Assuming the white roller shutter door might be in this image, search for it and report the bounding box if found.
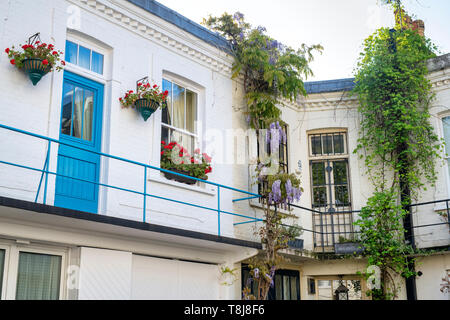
[131,254,220,300]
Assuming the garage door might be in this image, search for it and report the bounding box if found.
[131,255,220,300]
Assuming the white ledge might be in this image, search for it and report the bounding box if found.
[148,173,216,196]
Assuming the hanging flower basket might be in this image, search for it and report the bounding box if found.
[5,33,65,86]
[119,79,168,122]
[22,58,53,86]
[134,98,160,121]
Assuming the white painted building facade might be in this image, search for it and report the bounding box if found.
[0,0,448,300]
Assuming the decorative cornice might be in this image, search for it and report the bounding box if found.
[69,0,233,76]
[429,71,450,92]
[300,92,358,110]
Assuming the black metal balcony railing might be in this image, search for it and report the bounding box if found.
[288,201,449,253]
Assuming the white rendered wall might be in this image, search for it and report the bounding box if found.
[416,253,450,300]
[0,0,236,238]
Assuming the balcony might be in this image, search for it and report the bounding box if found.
[1,123,447,254]
[0,123,266,249]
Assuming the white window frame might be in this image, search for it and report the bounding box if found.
[65,33,110,83]
[440,115,450,198]
[161,75,200,153]
[248,124,291,213]
[0,243,11,300]
[308,130,350,206]
[0,241,67,300]
[308,131,348,158]
[307,129,354,247]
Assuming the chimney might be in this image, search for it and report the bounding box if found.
[412,19,425,37]
[394,8,425,36]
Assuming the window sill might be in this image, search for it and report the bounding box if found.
[148,173,216,196]
[434,202,449,213]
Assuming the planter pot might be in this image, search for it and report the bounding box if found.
[22,58,52,86]
[134,98,159,121]
[163,168,197,185]
[287,239,304,250]
[334,242,365,255]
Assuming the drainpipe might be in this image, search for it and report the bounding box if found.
[390,28,417,301]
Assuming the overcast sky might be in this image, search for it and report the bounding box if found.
[158,0,450,81]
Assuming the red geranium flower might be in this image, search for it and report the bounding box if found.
[61,61,66,66]
[5,48,9,54]
[10,59,15,65]
[52,51,58,55]
[42,59,49,65]
[161,141,166,145]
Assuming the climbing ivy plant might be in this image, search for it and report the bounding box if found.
[352,2,442,300]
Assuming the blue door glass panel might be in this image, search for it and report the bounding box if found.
[55,71,103,213]
[61,82,74,136]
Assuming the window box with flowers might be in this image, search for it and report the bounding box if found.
[119,81,168,121]
[160,141,212,185]
[5,36,65,86]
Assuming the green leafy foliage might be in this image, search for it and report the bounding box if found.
[353,27,440,196]
[202,12,322,128]
[352,6,442,300]
[354,190,415,299]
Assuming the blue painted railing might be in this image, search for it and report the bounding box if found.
[0,123,264,237]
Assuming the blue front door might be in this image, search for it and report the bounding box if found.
[55,71,104,213]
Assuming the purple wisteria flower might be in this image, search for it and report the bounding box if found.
[285,179,293,203]
[270,180,282,204]
[270,40,278,49]
[270,266,276,277]
[294,187,302,202]
[257,25,266,33]
[233,12,244,22]
[269,55,276,65]
[265,121,286,154]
